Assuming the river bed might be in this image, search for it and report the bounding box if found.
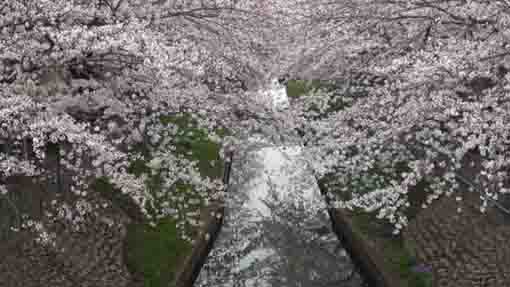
[194,81,365,287]
[194,145,365,287]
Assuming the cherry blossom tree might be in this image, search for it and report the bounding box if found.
[285,0,510,233]
[0,0,285,245]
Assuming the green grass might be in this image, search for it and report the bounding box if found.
[285,79,325,98]
[159,114,224,178]
[321,166,434,287]
[350,211,433,287]
[94,113,225,287]
[125,218,192,287]
[318,157,434,287]
[93,178,196,287]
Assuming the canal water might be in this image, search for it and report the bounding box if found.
[194,81,365,287]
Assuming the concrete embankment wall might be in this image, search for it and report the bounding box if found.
[317,181,400,287]
[172,153,233,287]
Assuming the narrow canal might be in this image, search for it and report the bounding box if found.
[194,81,366,287]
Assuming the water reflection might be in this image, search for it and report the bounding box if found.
[195,146,364,287]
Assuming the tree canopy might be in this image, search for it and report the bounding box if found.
[2,0,510,243]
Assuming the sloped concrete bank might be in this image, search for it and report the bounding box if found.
[317,179,402,287]
[172,153,233,287]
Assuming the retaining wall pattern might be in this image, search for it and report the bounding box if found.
[405,192,510,287]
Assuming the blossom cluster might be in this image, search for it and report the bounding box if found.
[285,0,510,233]
[0,0,284,245]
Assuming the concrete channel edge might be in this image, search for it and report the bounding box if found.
[172,152,233,287]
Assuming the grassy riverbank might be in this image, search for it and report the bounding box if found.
[94,113,225,287]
